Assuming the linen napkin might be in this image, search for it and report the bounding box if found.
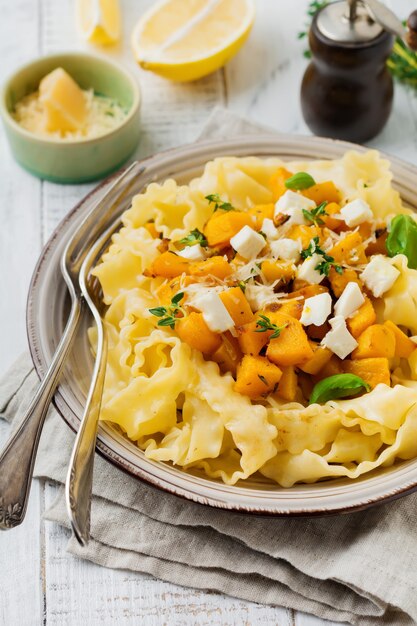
[2,108,417,626]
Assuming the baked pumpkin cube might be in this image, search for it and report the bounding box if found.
[261,260,295,283]
[276,366,298,401]
[269,167,293,201]
[302,181,341,205]
[266,312,314,367]
[313,354,344,382]
[328,267,362,297]
[299,343,333,375]
[212,332,242,376]
[343,357,391,389]
[286,224,322,250]
[366,230,388,256]
[384,320,416,358]
[329,231,367,265]
[274,298,304,320]
[204,211,253,247]
[219,287,254,326]
[321,202,342,230]
[189,256,232,279]
[248,204,275,229]
[235,355,282,399]
[237,320,269,356]
[351,324,396,359]
[152,251,190,278]
[176,313,221,355]
[346,296,376,338]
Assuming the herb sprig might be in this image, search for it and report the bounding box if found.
[179,228,207,247]
[149,292,185,329]
[205,194,235,212]
[255,315,288,339]
[302,201,328,226]
[301,236,343,276]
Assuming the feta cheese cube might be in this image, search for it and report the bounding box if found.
[230,225,266,259]
[297,253,325,284]
[334,281,365,318]
[261,218,279,240]
[300,292,332,326]
[192,291,234,333]
[177,244,206,261]
[360,255,400,298]
[321,316,358,359]
[270,238,301,262]
[274,190,316,225]
[340,198,373,227]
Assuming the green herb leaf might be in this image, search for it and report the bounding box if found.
[302,201,328,226]
[301,236,343,275]
[148,307,167,317]
[171,291,185,306]
[255,314,288,339]
[179,228,207,247]
[149,292,184,329]
[309,374,371,404]
[386,214,417,269]
[285,172,316,191]
[205,193,235,212]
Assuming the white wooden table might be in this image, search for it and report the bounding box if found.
[1,1,416,624]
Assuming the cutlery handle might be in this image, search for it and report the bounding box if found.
[65,321,107,546]
[0,298,82,530]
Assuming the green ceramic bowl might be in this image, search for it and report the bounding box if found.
[0,52,141,183]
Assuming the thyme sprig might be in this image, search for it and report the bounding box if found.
[179,228,207,247]
[301,236,343,276]
[205,193,235,212]
[302,201,328,226]
[149,292,185,329]
[255,315,288,339]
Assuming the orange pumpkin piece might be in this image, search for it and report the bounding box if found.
[234,355,282,399]
[343,358,391,389]
[313,355,344,382]
[366,230,388,256]
[358,222,373,240]
[299,343,333,375]
[272,284,329,320]
[204,211,254,247]
[384,320,416,358]
[157,276,195,304]
[286,224,322,250]
[328,267,362,297]
[212,332,242,376]
[144,221,159,238]
[346,296,376,338]
[302,181,341,205]
[248,204,275,229]
[261,260,295,283]
[329,231,367,265]
[189,256,232,280]
[269,167,293,201]
[351,324,396,359]
[151,251,190,278]
[237,319,270,355]
[219,287,254,326]
[322,202,342,230]
[275,298,304,320]
[266,312,314,367]
[276,365,298,401]
[176,312,221,355]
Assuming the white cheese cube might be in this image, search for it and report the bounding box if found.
[192,291,234,333]
[300,292,332,326]
[230,225,265,259]
[269,238,301,262]
[297,253,325,284]
[321,316,358,359]
[360,255,400,298]
[334,281,365,318]
[274,190,316,225]
[177,245,206,261]
[261,218,279,240]
[340,199,373,227]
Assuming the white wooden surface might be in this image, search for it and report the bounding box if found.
[1,1,416,624]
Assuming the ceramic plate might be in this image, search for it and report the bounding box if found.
[27,134,417,515]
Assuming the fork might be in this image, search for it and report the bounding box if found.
[0,161,143,532]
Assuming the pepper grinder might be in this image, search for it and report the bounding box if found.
[301,0,417,143]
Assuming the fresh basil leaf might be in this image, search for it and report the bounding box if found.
[284,172,316,191]
[386,214,417,269]
[309,374,370,405]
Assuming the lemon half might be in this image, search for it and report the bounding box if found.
[76,0,121,45]
[131,0,255,82]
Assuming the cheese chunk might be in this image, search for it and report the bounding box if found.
[261,218,279,241]
[297,253,325,284]
[340,199,373,227]
[270,238,301,262]
[39,67,87,132]
[177,245,206,261]
[192,291,234,333]
[360,255,400,297]
[274,190,315,225]
[322,316,358,359]
[300,292,332,326]
[230,226,265,259]
[334,281,365,318]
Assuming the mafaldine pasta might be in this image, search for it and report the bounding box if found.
[91,150,417,487]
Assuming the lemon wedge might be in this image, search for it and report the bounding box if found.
[76,0,121,45]
[131,0,255,82]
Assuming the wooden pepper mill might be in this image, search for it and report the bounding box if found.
[301,0,417,143]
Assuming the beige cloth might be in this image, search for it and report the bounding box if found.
[2,109,417,626]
